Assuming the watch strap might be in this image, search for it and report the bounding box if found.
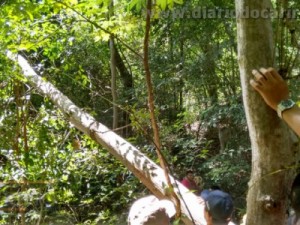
[277,99,295,118]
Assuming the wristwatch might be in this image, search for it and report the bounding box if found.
[277,99,295,118]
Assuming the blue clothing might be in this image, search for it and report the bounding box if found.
[200,189,210,200]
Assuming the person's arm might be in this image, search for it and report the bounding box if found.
[250,67,300,137]
[281,105,300,136]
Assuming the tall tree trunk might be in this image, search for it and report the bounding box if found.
[110,37,118,130]
[235,1,299,225]
[109,0,118,130]
[179,37,184,112]
[202,44,218,105]
[115,48,134,137]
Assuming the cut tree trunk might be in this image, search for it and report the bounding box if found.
[235,1,300,225]
[7,52,237,225]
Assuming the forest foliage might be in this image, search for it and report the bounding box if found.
[0,0,300,224]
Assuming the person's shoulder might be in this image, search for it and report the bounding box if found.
[181,178,190,187]
[181,178,188,183]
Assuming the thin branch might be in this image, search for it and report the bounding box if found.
[143,0,189,223]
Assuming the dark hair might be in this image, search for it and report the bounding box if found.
[186,170,194,175]
[211,185,221,190]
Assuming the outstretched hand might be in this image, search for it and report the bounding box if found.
[250,67,289,110]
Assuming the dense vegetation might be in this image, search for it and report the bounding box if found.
[0,0,299,224]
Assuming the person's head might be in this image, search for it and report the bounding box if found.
[194,176,202,186]
[128,196,175,225]
[291,173,300,214]
[204,190,234,225]
[201,186,221,200]
[185,170,194,181]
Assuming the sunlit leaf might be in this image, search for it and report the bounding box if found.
[25,11,34,21]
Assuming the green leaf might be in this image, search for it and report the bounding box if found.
[94,36,102,42]
[173,0,183,4]
[62,174,68,181]
[129,0,143,11]
[66,0,78,5]
[160,0,167,10]
[25,11,34,21]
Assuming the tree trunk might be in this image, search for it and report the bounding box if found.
[235,1,300,225]
[202,44,218,105]
[110,36,118,130]
[115,48,134,137]
[109,0,118,131]
[7,52,238,225]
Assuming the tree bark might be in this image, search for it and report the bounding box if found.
[7,52,237,225]
[109,0,118,131]
[115,48,134,137]
[235,1,300,225]
[110,36,118,130]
